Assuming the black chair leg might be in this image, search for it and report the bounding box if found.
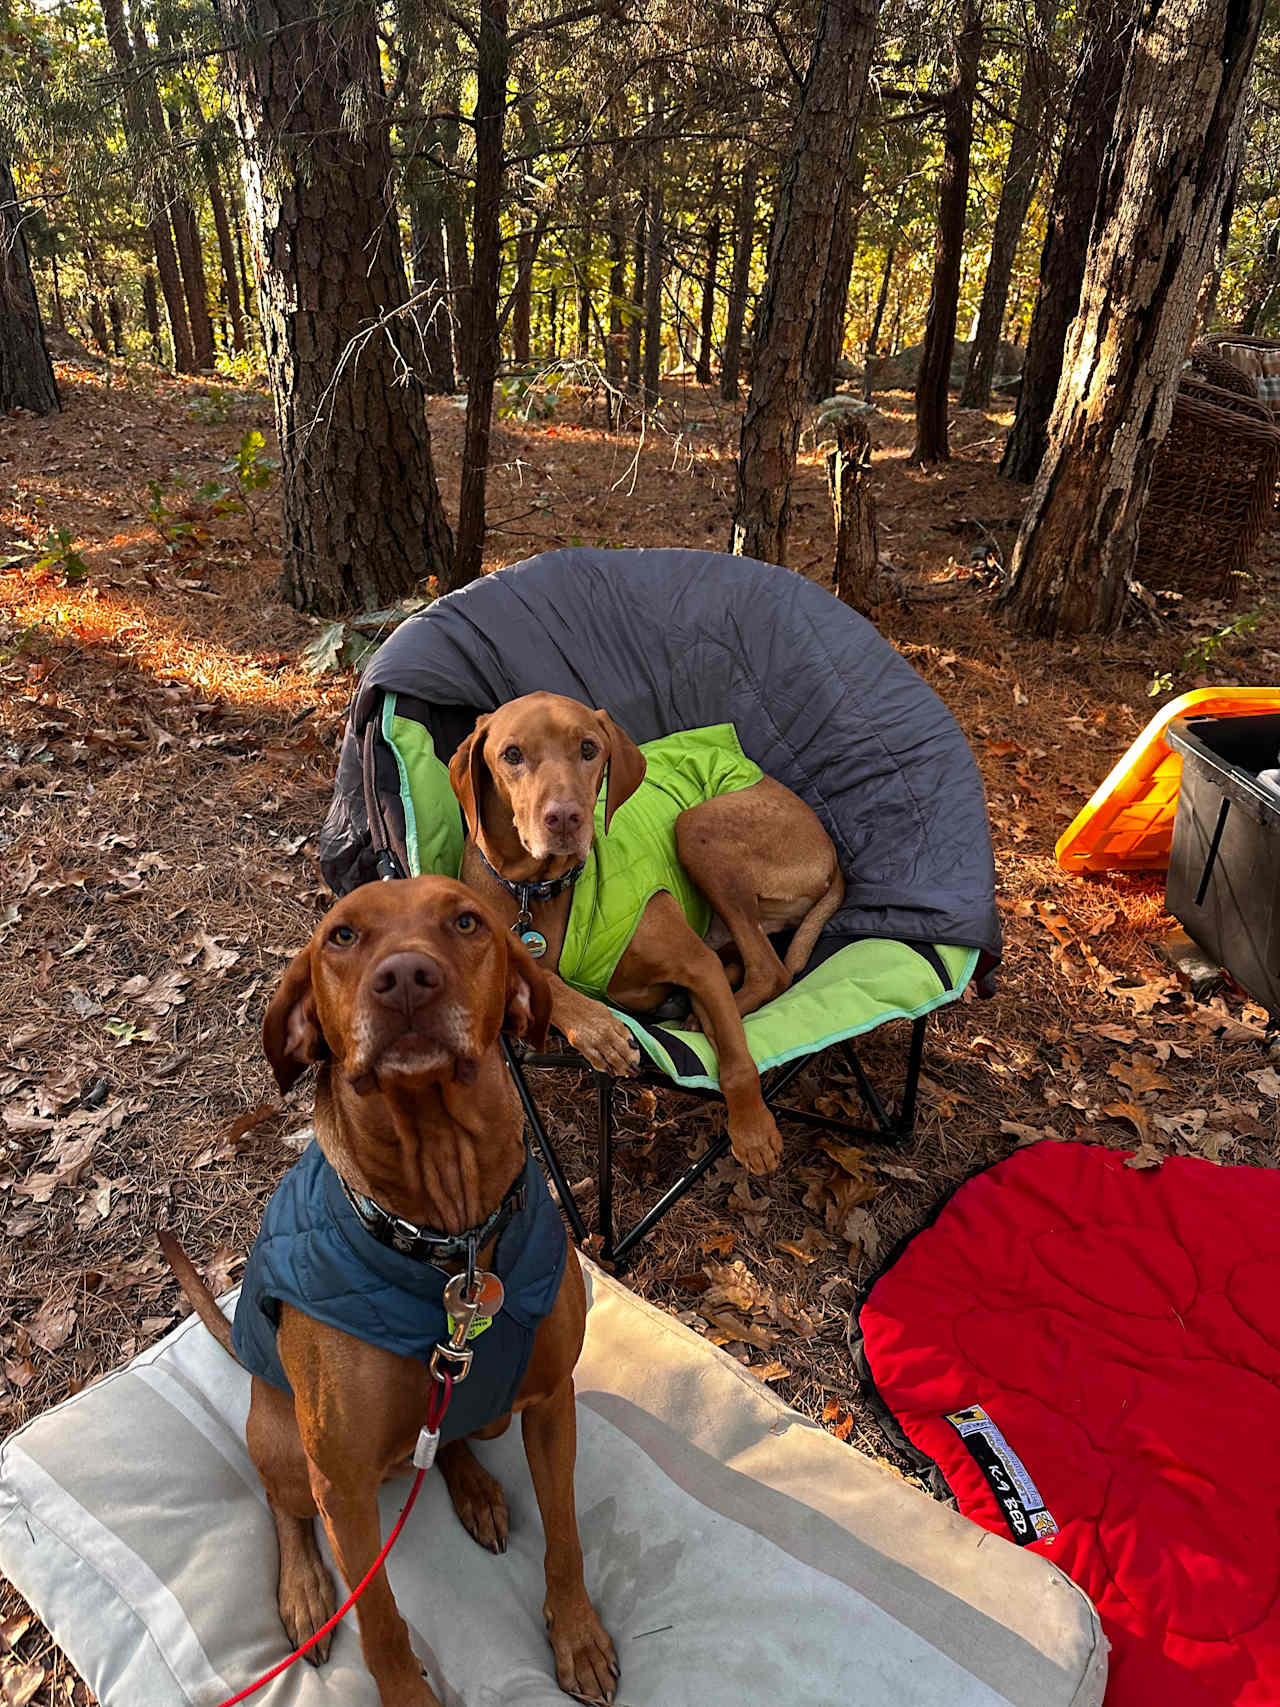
[501,1038,588,1245]
[596,1071,616,1261]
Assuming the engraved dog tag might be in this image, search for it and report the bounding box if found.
[520,929,548,960]
[443,1269,505,1343]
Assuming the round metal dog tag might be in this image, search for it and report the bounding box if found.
[520,928,548,959]
[443,1269,506,1319]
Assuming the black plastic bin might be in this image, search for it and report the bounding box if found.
[1165,712,1280,1022]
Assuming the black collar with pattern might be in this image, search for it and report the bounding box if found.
[476,844,585,913]
[338,1162,528,1264]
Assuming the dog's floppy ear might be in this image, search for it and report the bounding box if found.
[597,711,646,832]
[262,946,328,1093]
[448,714,492,842]
[502,931,551,1050]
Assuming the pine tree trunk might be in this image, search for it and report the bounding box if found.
[576,202,594,359]
[1000,0,1128,481]
[911,0,983,464]
[440,100,473,389]
[230,173,254,323]
[807,158,864,402]
[606,194,627,406]
[720,158,757,402]
[99,0,195,372]
[1001,0,1265,637]
[213,0,454,613]
[409,192,456,393]
[454,0,509,585]
[959,0,1054,409]
[695,162,723,385]
[645,145,665,404]
[512,220,533,364]
[829,413,878,612]
[731,0,879,562]
[862,231,897,403]
[108,291,125,355]
[48,247,66,332]
[628,190,646,394]
[0,157,61,415]
[205,152,247,353]
[88,298,110,354]
[142,267,161,358]
[137,17,216,372]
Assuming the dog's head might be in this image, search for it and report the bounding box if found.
[448,692,646,865]
[262,876,550,1095]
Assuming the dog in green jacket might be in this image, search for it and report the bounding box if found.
[450,692,844,1175]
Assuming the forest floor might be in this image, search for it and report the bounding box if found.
[3,359,1280,1704]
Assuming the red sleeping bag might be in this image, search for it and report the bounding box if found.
[856,1140,1280,1706]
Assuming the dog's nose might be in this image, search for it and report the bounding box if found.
[543,801,584,838]
[369,952,443,1014]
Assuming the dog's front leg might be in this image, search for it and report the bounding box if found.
[546,972,640,1077]
[307,1457,441,1707]
[522,1376,618,1702]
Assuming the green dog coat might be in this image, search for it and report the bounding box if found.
[556,723,762,1000]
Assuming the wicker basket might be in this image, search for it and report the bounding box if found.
[1201,334,1280,420]
[1188,342,1262,399]
[1137,382,1280,598]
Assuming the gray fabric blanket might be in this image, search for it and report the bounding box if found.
[319,548,1000,958]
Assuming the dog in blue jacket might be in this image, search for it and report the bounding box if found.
[161,876,617,1707]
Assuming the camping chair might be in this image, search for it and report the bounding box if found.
[320,549,1001,1268]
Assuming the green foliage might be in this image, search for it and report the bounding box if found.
[300,593,436,676]
[220,429,277,535]
[33,526,89,584]
[1148,606,1266,696]
[187,387,231,425]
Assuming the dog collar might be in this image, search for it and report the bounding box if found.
[476,845,585,910]
[475,846,585,960]
[338,1164,527,1265]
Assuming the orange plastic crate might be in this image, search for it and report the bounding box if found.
[1055,687,1280,874]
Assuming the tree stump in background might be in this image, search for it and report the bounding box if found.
[827,411,878,613]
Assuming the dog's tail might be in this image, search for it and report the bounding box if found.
[158,1230,238,1359]
[783,867,846,978]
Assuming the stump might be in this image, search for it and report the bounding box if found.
[827,412,879,612]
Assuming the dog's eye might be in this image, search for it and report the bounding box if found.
[329,924,357,947]
[455,912,479,935]
[500,745,522,766]
[580,740,599,761]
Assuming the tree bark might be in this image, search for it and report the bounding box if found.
[99,0,195,372]
[213,0,454,613]
[642,110,665,406]
[512,219,533,363]
[142,267,161,358]
[628,189,646,394]
[88,298,110,355]
[1001,0,1266,637]
[720,158,757,402]
[108,291,125,355]
[807,158,864,402]
[695,162,723,385]
[605,192,627,405]
[0,157,61,415]
[959,0,1054,409]
[205,150,247,353]
[136,13,216,372]
[1000,0,1129,481]
[828,412,878,611]
[862,229,897,403]
[454,0,509,586]
[439,99,473,388]
[731,0,879,562]
[409,191,456,393]
[911,0,983,464]
[576,197,594,360]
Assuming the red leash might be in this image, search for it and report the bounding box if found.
[214,1372,454,1707]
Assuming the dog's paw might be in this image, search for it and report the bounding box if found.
[278,1547,338,1665]
[441,1444,510,1553]
[565,1011,640,1078]
[730,1113,783,1176]
[545,1592,619,1703]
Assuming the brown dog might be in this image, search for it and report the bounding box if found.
[449,692,844,1174]
[161,876,617,1707]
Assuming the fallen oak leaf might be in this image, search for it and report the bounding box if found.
[1125,1143,1166,1171]
[777,1226,835,1265]
[834,1204,881,1262]
[751,1359,792,1384]
[0,1613,32,1651]
[700,1309,778,1351]
[1103,1100,1152,1141]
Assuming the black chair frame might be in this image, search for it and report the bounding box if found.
[502,1016,926,1271]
